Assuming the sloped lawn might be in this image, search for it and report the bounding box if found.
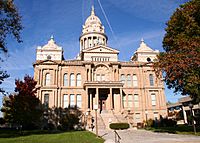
[0,130,104,143]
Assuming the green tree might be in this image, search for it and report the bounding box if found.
[154,0,200,102]
[0,0,22,94]
[1,75,43,129]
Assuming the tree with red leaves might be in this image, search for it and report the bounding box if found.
[154,0,200,103]
[1,75,43,129]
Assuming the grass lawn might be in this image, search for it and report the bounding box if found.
[145,125,200,136]
[0,130,104,143]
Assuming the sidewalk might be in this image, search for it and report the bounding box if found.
[97,129,200,143]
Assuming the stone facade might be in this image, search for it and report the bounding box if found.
[33,6,167,123]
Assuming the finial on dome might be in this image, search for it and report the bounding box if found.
[50,35,54,40]
[141,38,144,43]
[91,5,95,15]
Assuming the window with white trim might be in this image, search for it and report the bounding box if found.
[70,73,75,86]
[44,94,49,108]
[128,94,133,107]
[77,94,82,108]
[122,95,127,108]
[151,93,156,106]
[64,73,68,86]
[149,74,154,86]
[70,94,75,107]
[120,74,125,84]
[133,75,138,87]
[45,73,50,86]
[63,94,69,108]
[134,94,139,107]
[127,74,131,87]
[76,74,81,86]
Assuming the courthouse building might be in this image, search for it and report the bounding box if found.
[33,7,167,123]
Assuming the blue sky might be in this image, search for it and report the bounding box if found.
[0,0,188,113]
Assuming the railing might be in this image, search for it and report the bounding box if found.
[114,130,121,143]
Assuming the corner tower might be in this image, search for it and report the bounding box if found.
[79,6,108,51]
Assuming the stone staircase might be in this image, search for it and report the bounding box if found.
[90,110,131,132]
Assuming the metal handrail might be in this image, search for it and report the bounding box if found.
[114,130,121,143]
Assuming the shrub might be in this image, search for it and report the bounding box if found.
[109,123,129,130]
[160,118,177,127]
[146,119,154,127]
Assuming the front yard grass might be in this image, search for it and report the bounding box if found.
[0,130,104,143]
[145,125,200,136]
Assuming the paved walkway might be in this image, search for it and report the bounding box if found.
[98,129,200,143]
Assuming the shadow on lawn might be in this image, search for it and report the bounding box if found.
[0,128,72,138]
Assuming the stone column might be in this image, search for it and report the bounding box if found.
[95,88,99,108]
[110,88,113,109]
[182,106,188,124]
[120,88,123,110]
[86,88,89,109]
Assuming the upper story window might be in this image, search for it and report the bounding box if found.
[70,73,75,86]
[120,74,125,84]
[45,73,50,86]
[76,74,81,86]
[64,73,68,86]
[149,74,154,86]
[133,75,138,87]
[127,74,131,87]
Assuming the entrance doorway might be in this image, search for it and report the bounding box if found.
[99,89,109,113]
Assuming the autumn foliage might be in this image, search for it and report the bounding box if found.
[1,75,43,129]
[154,0,200,102]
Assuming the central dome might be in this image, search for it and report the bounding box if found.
[82,6,105,34]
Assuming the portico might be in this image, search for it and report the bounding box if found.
[84,81,123,113]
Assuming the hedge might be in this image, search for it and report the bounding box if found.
[109,123,129,130]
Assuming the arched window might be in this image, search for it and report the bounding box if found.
[127,74,131,87]
[70,73,75,86]
[149,74,154,86]
[133,75,138,87]
[45,73,50,86]
[63,73,68,86]
[120,74,125,84]
[76,74,81,86]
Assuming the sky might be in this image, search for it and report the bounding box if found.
[0,0,188,115]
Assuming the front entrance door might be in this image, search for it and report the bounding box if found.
[99,99,106,111]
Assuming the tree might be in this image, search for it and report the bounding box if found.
[1,75,43,129]
[0,0,22,94]
[154,0,200,102]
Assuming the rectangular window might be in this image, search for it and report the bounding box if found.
[134,94,139,108]
[128,94,133,107]
[127,74,131,87]
[120,74,125,84]
[63,94,68,108]
[151,93,156,106]
[44,94,49,108]
[149,74,154,86]
[96,74,101,81]
[77,94,82,108]
[133,75,138,87]
[70,94,75,107]
[101,74,105,81]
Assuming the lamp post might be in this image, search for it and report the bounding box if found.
[189,103,196,134]
[145,110,148,127]
[94,104,98,137]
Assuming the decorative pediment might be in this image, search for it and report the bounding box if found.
[35,60,59,65]
[82,45,119,54]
